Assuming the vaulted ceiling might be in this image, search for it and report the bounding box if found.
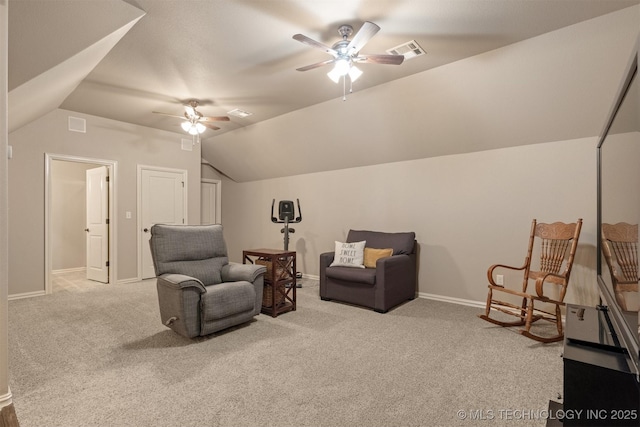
[8,0,640,181]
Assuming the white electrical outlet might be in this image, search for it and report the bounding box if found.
[496,274,504,285]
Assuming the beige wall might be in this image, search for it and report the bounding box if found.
[8,109,201,295]
[219,137,599,307]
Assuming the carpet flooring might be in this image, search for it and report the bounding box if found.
[8,275,564,426]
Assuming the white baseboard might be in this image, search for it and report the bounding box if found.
[301,277,485,309]
[419,292,568,323]
[0,388,12,410]
[8,290,46,301]
[52,267,86,274]
[301,276,485,308]
[117,277,144,285]
[418,292,486,309]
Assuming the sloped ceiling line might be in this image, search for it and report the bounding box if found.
[8,13,145,133]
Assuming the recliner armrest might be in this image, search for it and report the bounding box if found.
[222,262,266,283]
[157,274,206,293]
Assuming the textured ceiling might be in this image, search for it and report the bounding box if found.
[7,0,640,181]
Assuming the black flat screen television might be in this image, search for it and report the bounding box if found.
[597,41,640,380]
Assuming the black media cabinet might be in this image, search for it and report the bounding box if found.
[561,304,640,426]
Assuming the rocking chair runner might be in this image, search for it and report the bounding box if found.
[478,218,583,343]
[601,222,638,312]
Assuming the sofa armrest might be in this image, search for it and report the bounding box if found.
[221,262,266,283]
[319,251,336,297]
[376,254,415,292]
[320,252,335,270]
[157,274,206,294]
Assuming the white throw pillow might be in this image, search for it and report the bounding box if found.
[330,240,366,268]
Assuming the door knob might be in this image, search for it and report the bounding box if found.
[84,228,89,232]
[143,228,149,233]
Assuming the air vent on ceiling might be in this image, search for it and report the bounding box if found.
[227,108,253,118]
[68,116,86,133]
[387,40,425,60]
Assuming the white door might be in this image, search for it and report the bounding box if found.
[201,180,220,224]
[140,168,186,279]
[86,166,109,283]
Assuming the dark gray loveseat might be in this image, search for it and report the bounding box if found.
[319,230,417,313]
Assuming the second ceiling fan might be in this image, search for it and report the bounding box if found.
[153,100,229,134]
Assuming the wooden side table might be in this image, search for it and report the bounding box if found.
[243,248,296,317]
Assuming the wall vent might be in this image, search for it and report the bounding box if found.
[68,116,86,133]
[181,138,193,151]
[387,40,426,60]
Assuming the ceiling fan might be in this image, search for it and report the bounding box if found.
[293,21,404,86]
[153,100,230,134]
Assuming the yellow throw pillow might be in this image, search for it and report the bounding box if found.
[363,248,394,268]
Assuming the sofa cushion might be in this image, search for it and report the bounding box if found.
[325,266,376,285]
[347,230,415,255]
[329,240,366,268]
[364,247,393,268]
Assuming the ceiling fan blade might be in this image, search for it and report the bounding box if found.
[293,33,337,57]
[346,21,380,55]
[355,53,405,65]
[201,116,230,122]
[296,59,335,72]
[152,111,187,120]
[202,122,220,131]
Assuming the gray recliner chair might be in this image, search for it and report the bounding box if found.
[149,224,266,338]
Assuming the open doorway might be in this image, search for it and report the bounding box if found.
[45,154,117,294]
[201,178,221,225]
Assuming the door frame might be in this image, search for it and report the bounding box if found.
[201,178,221,224]
[45,153,118,294]
[136,164,188,280]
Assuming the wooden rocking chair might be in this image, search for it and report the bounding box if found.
[478,219,583,343]
[601,222,638,312]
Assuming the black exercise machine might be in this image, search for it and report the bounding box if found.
[271,199,303,283]
[271,199,302,251]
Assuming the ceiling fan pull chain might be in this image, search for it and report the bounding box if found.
[342,76,347,101]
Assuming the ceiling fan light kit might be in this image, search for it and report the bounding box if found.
[181,121,206,135]
[326,60,362,84]
[152,100,230,144]
[293,21,405,100]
